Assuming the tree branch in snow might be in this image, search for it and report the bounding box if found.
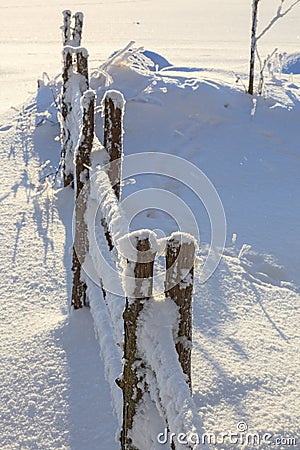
[256,0,300,41]
[257,47,278,95]
[248,0,300,95]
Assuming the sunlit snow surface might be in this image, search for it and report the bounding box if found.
[1,1,300,449]
[1,0,300,113]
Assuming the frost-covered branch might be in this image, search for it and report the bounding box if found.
[248,0,300,95]
[256,0,300,41]
[256,47,278,95]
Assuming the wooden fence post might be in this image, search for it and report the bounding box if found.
[62,46,74,187]
[73,12,83,46]
[71,90,95,309]
[76,48,89,90]
[119,233,156,450]
[61,47,89,188]
[62,10,71,45]
[62,10,83,46]
[165,233,196,392]
[103,90,125,200]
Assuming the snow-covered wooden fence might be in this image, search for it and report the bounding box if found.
[88,166,200,449]
[86,156,200,449]
[59,11,202,449]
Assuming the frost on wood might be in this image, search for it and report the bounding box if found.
[76,47,89,89]
[138,300,205,450]
[120,235,157,450]
[61,45,89,187]
[71,90,95,309]
[61,47,74,187]
[102,90,126,200]
[62,10,83,47]
[248,0,300,95]
[62,10,71,46]
[73,12,83,47]
[118,230,158,299]
[118,230,159,267]
[165,232,196,391]
[103,89,126,111]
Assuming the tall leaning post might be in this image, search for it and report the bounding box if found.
[71,90,95,309]
[165,232,196,392]
[103,90,125,201]
[119,232,157,450]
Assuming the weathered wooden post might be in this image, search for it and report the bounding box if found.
[119,232,157,450]
[62,10,71,45]
[61,46,74,187]
[61,46,89,187]
[103,90,125,200]
[76,47,89,90]
[71,90,95,309]
[62,10,83,46]
[165,232,196,392]
[73,12,83,46]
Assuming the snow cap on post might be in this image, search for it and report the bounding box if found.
[81,89,96,111]
[102,89,126,112]
[117,229,158,263]
[118,230,158,300]
[62,46,89,60]
[167,231,198,250]
[75,46,89,59]
[62,45,74,61]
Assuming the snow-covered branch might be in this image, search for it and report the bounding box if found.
[257,0,300,40]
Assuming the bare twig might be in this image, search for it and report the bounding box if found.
[257,0,300,40]
[257,47,278,95]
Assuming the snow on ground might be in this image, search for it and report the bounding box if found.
[193,250,300,448]
[1,1,300,449]
[1,0,300,115]
[0,106,118,449]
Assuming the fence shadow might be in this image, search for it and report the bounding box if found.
[53,311,119,450]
